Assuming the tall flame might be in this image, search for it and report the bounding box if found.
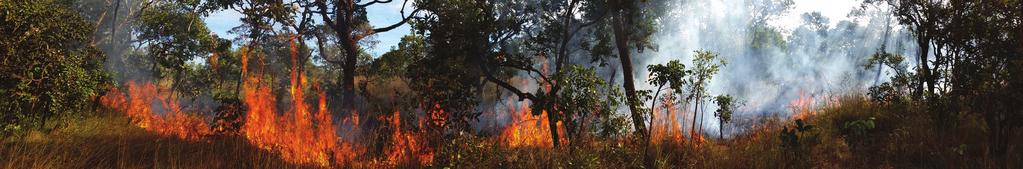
[100,81,211,140]
[789,91,817,120]
[500,100,565,147]
[237,35,357,166]
[651,92,684,143]
[384,111,434,165]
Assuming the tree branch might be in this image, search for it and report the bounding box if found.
[356,0,393,8]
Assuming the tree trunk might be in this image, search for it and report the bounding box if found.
[699,99,705,134]
[547,109,561,147]
[915,34,931,100]
[719,120,723,140]
[649,86,664,138]
[612,15,649,140]
[691,87,700,138]
[340,33,358,110]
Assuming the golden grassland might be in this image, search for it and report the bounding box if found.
[2,95,1020,168]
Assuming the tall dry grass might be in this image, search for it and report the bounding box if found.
[0,113,311,169]
[3,94,1019,168]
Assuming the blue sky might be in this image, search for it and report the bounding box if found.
[203,2,413,57]
[203,0,857,57]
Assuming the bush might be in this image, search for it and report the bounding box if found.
[841,117,876,147]
[0,0,109,135]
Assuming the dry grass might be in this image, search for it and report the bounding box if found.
[3,94,1020,168]
[433,94,1021,169]
[0,114,310,169]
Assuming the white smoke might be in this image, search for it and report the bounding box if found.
[636,0,918,137]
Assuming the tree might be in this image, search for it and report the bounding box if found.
[306,0,422,109]
[135,1,216,98]
[0,0,109,135]
[410,0,624,147]
[598,0,668,142]
[876,0,1023,167]
[372,34,426,78]
[556,65,623,143]
[748,0,793,50]
[406,0,513,133]
[687,50,726,138]
[713,95,733,139]
[881,0,941,99]
[646,60,688,137]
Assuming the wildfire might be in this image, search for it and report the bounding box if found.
[500,100,565,148]
[384,111,434,165]
[99,81,211,140]
[789,91,817,120]
[650,93,684,144]
[236,35,358,166]
[96,35,449,167]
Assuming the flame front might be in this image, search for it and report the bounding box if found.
[238,35,357,166]
[651,93,684,144]
[500,100,565,148]
[789,91,817,120]
[100,81,211,140]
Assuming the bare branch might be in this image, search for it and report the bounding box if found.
[356,0,393,8]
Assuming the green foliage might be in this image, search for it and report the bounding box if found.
[647,60,689,96]
[841,117,876,147]
[408,0,504,132]
[864,50,912,104]
[880,0,1023,165]
[0,0,109,135]
[779,119,814,150]
[600,0,668,54]
[556,65,624,139]
[714,95,734,125]
[800,12,830,33]
[748,0,793,50]
[749,25,787,50]
[690,50,727,95]
[136,1,214,79]
[372,34,427,78]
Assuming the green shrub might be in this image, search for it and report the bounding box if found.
[841,117,876,147]
[0,0,109,136]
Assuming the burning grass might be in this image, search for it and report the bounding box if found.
[0,114,304,169]
[8,89,1021,168]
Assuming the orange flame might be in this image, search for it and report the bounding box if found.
[789,91,817,120]
[99,35,441,167]
[100,81,211,140]
[240,46,248,76]
[237,35,358,166]
[651,92,684,144]
[384,111,434,165]
[500,101,565,147]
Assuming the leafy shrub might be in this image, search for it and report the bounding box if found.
[0,0,109,135]
[779,119,815,150]
[841,117,876,147]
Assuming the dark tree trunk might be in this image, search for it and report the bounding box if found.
[612,16,648,140]
[719,120,724,140]
[916,34,931,99]
[547,109,561,147]
[341,38,358,109]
